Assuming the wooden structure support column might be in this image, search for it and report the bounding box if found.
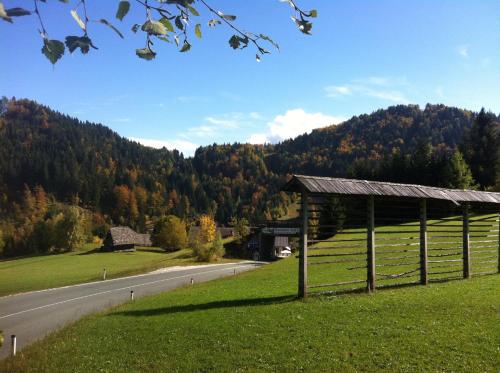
[419,199,428,285]
[298,191,308,298]
[367,196,376,292]
[498,210,500,273]
[462,203,470,279]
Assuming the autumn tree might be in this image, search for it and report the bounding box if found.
[0,0,316,64]
[229,216,249,243]
[152,215,187,251]
[194,231,224,262]
[197,214,216,244]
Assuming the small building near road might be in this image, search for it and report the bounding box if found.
[102,226,152,251]
[246,227,298,261]
[274,236,292,258]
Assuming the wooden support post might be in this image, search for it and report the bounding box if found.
[462,203,470,279]
[367,196,376,292]
[498,210,500,273]
[419,199,428,285]
[298,191,308,298]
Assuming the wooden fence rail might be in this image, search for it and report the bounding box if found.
[299,194,500,298]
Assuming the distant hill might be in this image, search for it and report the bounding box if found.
[0,98,492,228]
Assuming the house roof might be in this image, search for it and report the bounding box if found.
[282,175,500,205]
[108,226,152,246]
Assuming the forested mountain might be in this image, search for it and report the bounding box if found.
[0,98,498,254]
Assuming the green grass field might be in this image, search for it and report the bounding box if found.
[0,243,236,297]
[1,221,499,372]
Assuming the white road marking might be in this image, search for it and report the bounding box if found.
[0,262,254,299]
[0,264,256,320]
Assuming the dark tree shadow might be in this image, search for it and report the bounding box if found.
[111,295,295,317]
[77,248,104,255]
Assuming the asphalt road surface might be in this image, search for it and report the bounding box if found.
[0,261,264,358]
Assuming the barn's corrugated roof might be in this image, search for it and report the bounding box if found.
[282,175,500,204]
[109,227,152,246]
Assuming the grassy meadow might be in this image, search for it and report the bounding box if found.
[0,243,237,297]
[1,216,499,372]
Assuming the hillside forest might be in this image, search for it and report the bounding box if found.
[0,98,498,257]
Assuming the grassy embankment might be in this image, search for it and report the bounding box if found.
[0,239,238,297]
[1,217,498,372]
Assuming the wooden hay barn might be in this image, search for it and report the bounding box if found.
[282,175,500,298]
[102,226,152,251]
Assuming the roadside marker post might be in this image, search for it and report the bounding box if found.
[130,290,134,300]
[11,335,16,356]
[103,268,107,281]
[190,278,194,285]
[233,268,236,275]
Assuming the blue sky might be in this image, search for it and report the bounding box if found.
[1,0,500,156]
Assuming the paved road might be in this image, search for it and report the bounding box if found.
[0,261,264,358]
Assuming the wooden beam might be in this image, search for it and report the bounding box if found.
[419,199,428,285]
[367,196,376,292]
[462,203,470,279]
[299,191,308,298]
[498,210,500,274]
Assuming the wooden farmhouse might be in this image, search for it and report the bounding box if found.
[102,226,152,251]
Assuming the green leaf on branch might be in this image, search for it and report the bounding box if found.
[159,17,174,32]
[141,20,168,36]
[291,16,312,35]
[65,35,98,54]
[187,4,199,16]
[217,12,236,21]
[116,1,130,21]
[179,40,191,52]
[207,19,221,28]
[99,19,124,38]
[136,47,156,60]
[174,16,184,31]
[0,3,12,23]
[6,7,31,17]
[309,9,318,18]
[70,9,86,31]
[131,24,140,33]
[41,39,65,64]
[158,36,171,43]
[259,34,279,51]
[228,35,248,50]
[195,23,202,39]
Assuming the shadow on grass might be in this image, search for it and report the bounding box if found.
[77,248,104,255]
[111,295,295,317]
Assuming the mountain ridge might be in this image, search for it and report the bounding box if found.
[0,98,493,228]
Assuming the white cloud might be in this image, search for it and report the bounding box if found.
[325,76,410,104]
[181,112,265,139]
[129,137,199,157]
[112,117,132,123]
[205,115,240,128]
[249,112,264,120]
[247,133,268,144]
[247,108,345,144]
[325,86,352,97]
[457,45,469,58]
[176,95,211,103]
